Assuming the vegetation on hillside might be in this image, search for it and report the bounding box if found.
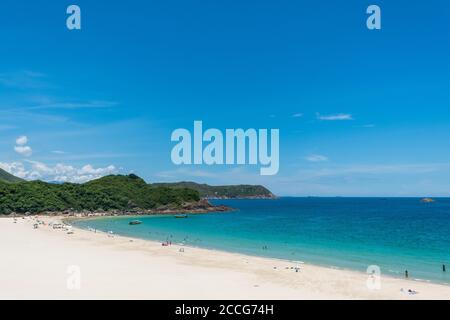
[0,168,24,183]
[152,181,275,199]
[0,174,200,215]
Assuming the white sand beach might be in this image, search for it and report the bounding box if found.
[1,216,449,300]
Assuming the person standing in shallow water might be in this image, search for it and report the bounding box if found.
[405,270,409,278]
[443,264,446,272]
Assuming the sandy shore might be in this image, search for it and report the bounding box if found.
[1,216,449,300]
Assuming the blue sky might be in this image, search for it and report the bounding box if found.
[0,0,450,196]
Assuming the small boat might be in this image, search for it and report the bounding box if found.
[421,198,435,203]
[174,214,188,219]
[129,220,142,225]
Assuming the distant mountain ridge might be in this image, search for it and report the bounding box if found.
[0,168,24,183]
[0,170,275,215]
[0,174,209,215]
[152,181,276,199]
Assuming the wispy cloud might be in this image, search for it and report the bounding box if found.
[294,163,448,181]
[292,113,303,118]
[0,70,49,89]
[0,109,70,125]
[155,168,220,180]
[305,154,328,162]
[40,152,135,161]
[0,125,17,131]
[1,70,117,115]
[26,100,118,111]
[316,113,353,121]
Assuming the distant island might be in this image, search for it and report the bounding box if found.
[0,168,275,216]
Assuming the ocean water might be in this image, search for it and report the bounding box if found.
[72,198,450,284]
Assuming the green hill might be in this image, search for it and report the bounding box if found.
[152,181,276,199]
[0,174,200,215]
[0,168,24,183]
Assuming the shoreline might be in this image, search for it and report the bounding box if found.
[0,201,234,219]
[1,216,450,299]
[67,214,448,287]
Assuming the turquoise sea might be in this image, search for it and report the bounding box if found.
[72,198,450,284]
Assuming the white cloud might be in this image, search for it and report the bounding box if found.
[317,113,353,121]
[0,162,28,179]
[292,113,303,118]
[16,135,28,146]
[306,154,328,162]
[14,135,32,156]
[14,145,32,157]
[51,150,66,154]
[0,160,117,183]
